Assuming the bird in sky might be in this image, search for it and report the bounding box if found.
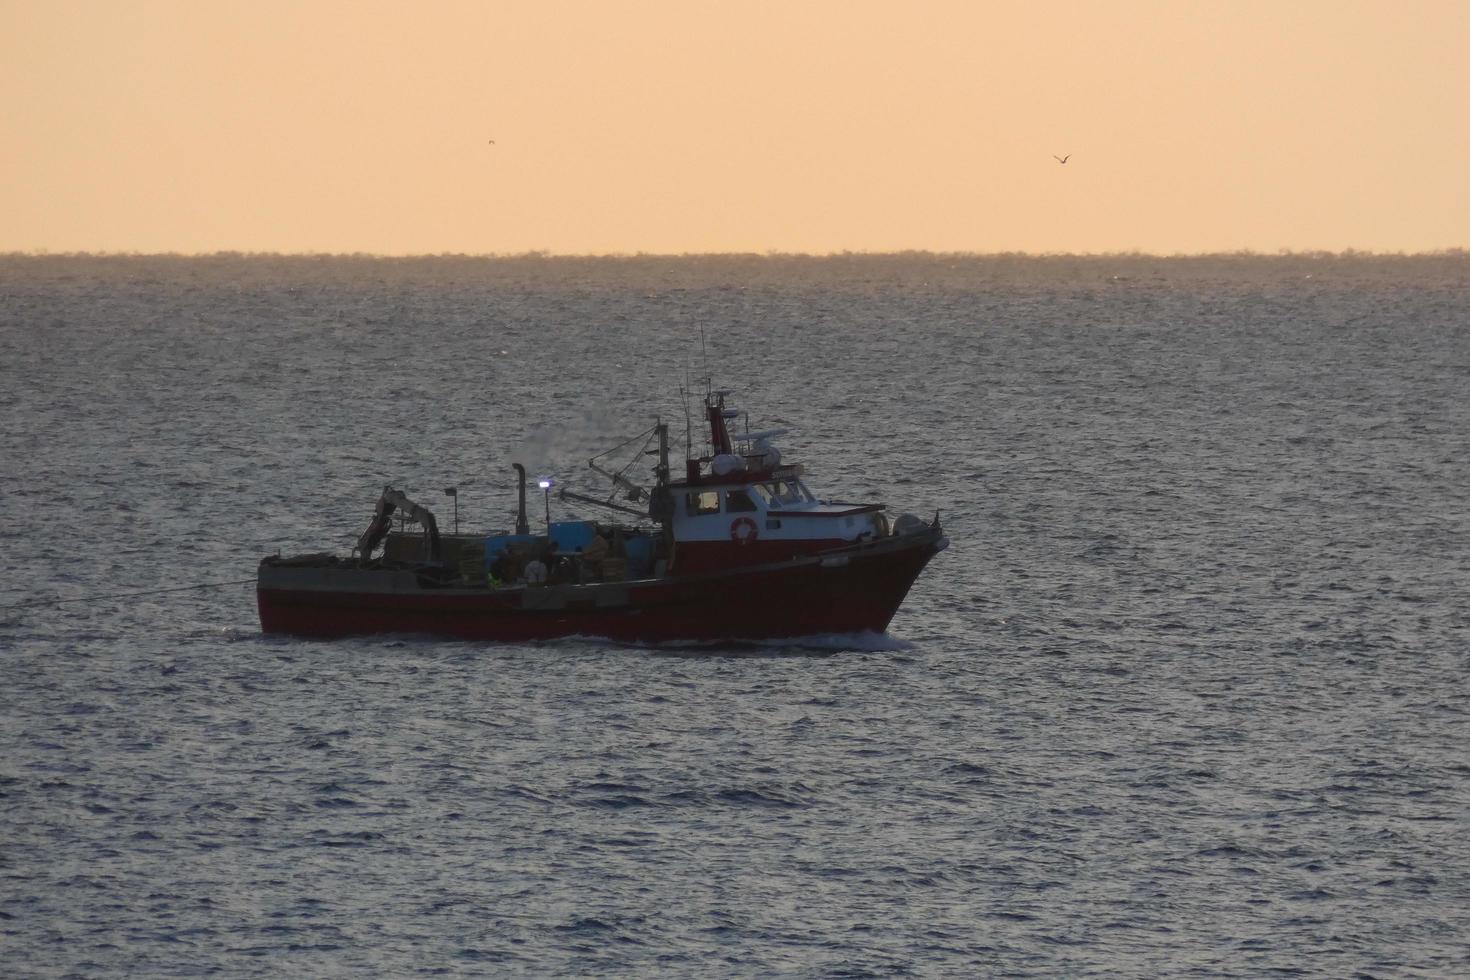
[1054,154,1071,164]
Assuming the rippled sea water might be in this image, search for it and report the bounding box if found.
[2,253,1469,977]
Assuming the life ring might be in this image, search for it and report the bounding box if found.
[730,516,759,544]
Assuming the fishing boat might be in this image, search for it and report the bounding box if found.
[256,389,948,643]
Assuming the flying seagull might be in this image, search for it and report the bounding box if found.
[1054,154,1071,164]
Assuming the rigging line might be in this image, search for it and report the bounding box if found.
[587,423,658,464]
[613,429,659,480]
[0,578,258,612]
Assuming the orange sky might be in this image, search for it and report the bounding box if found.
[3,0,1467,254]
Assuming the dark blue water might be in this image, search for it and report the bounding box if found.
[3,253,1469,976]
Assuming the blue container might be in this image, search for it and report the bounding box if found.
[622,533,654,575]
[548,521,596,554]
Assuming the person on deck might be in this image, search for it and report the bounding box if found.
[523,556,547,585]
[582,531,610,580]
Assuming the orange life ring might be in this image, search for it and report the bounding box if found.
[730,516,759,544]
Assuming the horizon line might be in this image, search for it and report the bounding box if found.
[4,247,1468,261]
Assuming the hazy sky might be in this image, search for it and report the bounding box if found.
[3,0,1467,254]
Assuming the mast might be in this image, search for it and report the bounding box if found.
[705,391,734,456]
[648,420,674,524]
[655,421,670,487]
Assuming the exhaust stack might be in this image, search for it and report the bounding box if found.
[511,464,530,535]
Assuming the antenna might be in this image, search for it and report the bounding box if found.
[680,383,692,462]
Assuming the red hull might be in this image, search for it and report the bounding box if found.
[258,532,943,644]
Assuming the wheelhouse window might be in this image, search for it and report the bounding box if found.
[725,489,759,512]
[686,490,721,516]
[753,480,811,507]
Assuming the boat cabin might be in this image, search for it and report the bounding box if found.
[665,396,888,572]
